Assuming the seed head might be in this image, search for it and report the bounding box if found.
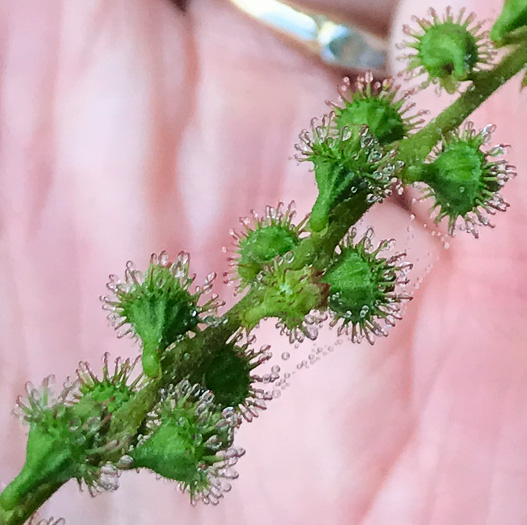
[241,253,330,343]
[3,376,128,509]
[224,202,307,292]
[130,380,244,505]
[75,353,144,414]
[398,7,495,93]
[419,122,515,237]
[188,332,277,422]
[328,72,426,145]
[101,251,222,377]
[323,228,412,344]
[296,115,403,231]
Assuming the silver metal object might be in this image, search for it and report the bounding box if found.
[228,0,387,73]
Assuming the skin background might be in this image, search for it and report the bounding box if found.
[0,0,526,523]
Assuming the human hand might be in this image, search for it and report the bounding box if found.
[0,0,525,523]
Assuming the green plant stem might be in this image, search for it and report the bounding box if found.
[0,481,64,525]
[109,379,161,438]
[160,195,371,379]
[163,197,371,366]
[399,41,527,183]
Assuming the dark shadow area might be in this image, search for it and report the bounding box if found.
[169,0,190,12]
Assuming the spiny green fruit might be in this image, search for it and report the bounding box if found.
[296,118,401,232]
[491,0,527,43]
[130,380,244,505]
[419,122,515,237]
[101,251,221,378]
[225,202,307,290]
[329,73,424,145]
[323,228,412,344]
[76,353,143,414]
[400,7,494,93]
[241,254,330,343]
[188,335,276,421]
[0,413,79,510]
[0,377,125,510]
[202,343,252,408]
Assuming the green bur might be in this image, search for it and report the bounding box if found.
[238,226,299,285]
[335,97,407,145]
[324,250,379,325]
[308,130,394,232]
[323,247,394,327]
[310,156,365,233]
[423,141,487,217]
[130,387,234,497]
[199,344,252,408]
[0,399,106,513]
[76,356,138,415]
[309,75,412,231]
[418,22,479,93]
[0,421,76,511]
[117,264,200,378]
[80,379,133,415]
[242,263,328,331]
[131,421,211,484]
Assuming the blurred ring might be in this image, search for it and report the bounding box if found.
[228,0,388,73]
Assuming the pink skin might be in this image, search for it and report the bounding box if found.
[0,0,526,523]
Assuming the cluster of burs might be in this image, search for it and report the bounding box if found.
[1,2,524,523]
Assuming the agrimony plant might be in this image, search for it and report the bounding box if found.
[1,2,526,523]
